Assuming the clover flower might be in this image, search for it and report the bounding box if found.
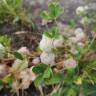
[40,52,55,66]
[39,34,54,52]
[64,58,77,69]
[75,28,86,42]
[76,6,85,15]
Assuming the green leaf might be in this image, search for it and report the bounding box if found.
[67,68,76,76]
[52,92,61,96]
[41,2,64,21]
[13,16,20,23]
[41,11,51,20]
[14,51,24,60]
[0,35,11,47]
[34,75,44,87]
[48,2,64,20]
[44,27,60,39]
[3,75,14,84]
[32,64,48,74]
[43,67,53,79]
[14,0,22,9]
[89,39,96,51]
[0,80,3,91]
[0,80,3,85]
[66,88,77,96]
[45,73,62,85]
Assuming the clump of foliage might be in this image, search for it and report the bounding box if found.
[0,0,32,26]
[0,1,96,96]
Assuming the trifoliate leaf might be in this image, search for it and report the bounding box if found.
[32,64,48,74]
[45,73,62,85]
[48,2,64,20]
[43,67,53,79]
[34,74,44,87]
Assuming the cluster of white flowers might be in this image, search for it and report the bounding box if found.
[69,28,87,55]
[40,35,54,52]
[70,28,86,45]
[76,6,88,16]
[76,6,90,25]
[39,34,64,66]
[40,52,55,66]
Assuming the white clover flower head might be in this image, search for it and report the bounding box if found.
[53,36,64,47]
[74,28,85,42]
[84,5,89,10]
[64,58,77,69]
[18,47,30,55]
[40,52,55,66]
[39,34,54,52]
[76,6,85,15]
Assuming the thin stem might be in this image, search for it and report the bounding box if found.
[39,86,44,96]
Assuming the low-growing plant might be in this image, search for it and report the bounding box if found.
[33,1,96,96]
[0,1,96,96]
